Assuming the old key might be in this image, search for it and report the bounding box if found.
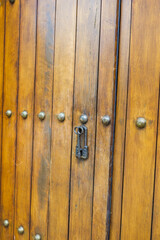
[74,125,89,160]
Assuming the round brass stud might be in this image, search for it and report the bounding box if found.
[101,115,111,126]
[6,110,12,118]
[57,112,65,122]
[38,112,45,121]
[34,234,41,240]
[3,219,9,228]
[9,0,15,4]
[21,110,28,119]
[136,117,146,129]
[18,226,24,235]
[80,114,88,124]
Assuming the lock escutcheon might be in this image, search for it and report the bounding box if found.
[74,125,89,160]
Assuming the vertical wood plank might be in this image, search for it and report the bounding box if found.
[110,0,132,239]
[121,0,160,239]
[0,0,20,239]
[152,97,160,240]
[14,0,37,239]
[48,0,77,239]
[92,0,118,239]
[0,0,5,216]
[30,0,55,239]
[69,0,101,239]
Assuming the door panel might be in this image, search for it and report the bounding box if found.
[0,1,5,227]
[0,0,20,239]
[110,0,132,239]
[69,0,101,239]
[14,0,37,239]
[0,0,118,239]
[111,0,160,239]
[92,0,118,239]
[121,0,160,238]
[30,0,55,239]
[48,0,77,239]
[152,99,160,240]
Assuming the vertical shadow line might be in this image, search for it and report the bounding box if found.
[150,78,160,240]
[107,0,122,239]
[119,0,133,239]
[67,0,79,239]
[90,0,102,239]
[29,0,38,239]
[13,0,21,237]
[0,0,6,228]
[47,0,57,239]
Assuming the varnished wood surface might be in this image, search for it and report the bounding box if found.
[69,0,101,239]
[152,95,160,240]
[5,0,160,239]
[92,0,118,239]
[0,0,5,231]
[120,0,160,239]
[48,0,77,239]
[110,0,132,239]
[30,0,55,239]
[0,0,20,239]
[14,0,37,239]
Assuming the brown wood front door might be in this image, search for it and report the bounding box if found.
[0,0,118,239]
[110,0,160,240]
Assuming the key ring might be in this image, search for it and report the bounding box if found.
[74,126,84,135]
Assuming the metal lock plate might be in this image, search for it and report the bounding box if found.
[74,125,88,160]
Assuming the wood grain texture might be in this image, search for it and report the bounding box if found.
[152,97,160,240]
[48,0,77,239]
[92,0,118,239]
[0,0,5,226]
[30,0,55,239]
[14,0,37,239]
[69,0,101,239]
[0,0,5,128]
[110,0,132,239]
[121,0,160,239]
[0,0,20,239]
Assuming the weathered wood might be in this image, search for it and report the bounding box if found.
[0,0,5,233]
[110,0,132,239]
[0,0,20,239]
[30,0,55,239]
[48,0,77,239]
[14,0,37,239]
[0,1,5,133]
[121,0,160,239]
[151,92,160,240]
[0,0,5,217]
[92,0,118,239]
[69,0,101,239]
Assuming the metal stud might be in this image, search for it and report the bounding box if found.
[34,234,41,240]
[136,117,146,129]
[102,115,111,126]
[80,114,88,124]
[9,0,15,4]
[6,110,12,118]
[21,110,28,119]
[3,219,9,228]
[38,112,45,121]
[57,112,65,122]
[18,226,24,235]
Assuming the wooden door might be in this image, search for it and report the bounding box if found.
[0,0,119,239]
[110,0,160,239]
